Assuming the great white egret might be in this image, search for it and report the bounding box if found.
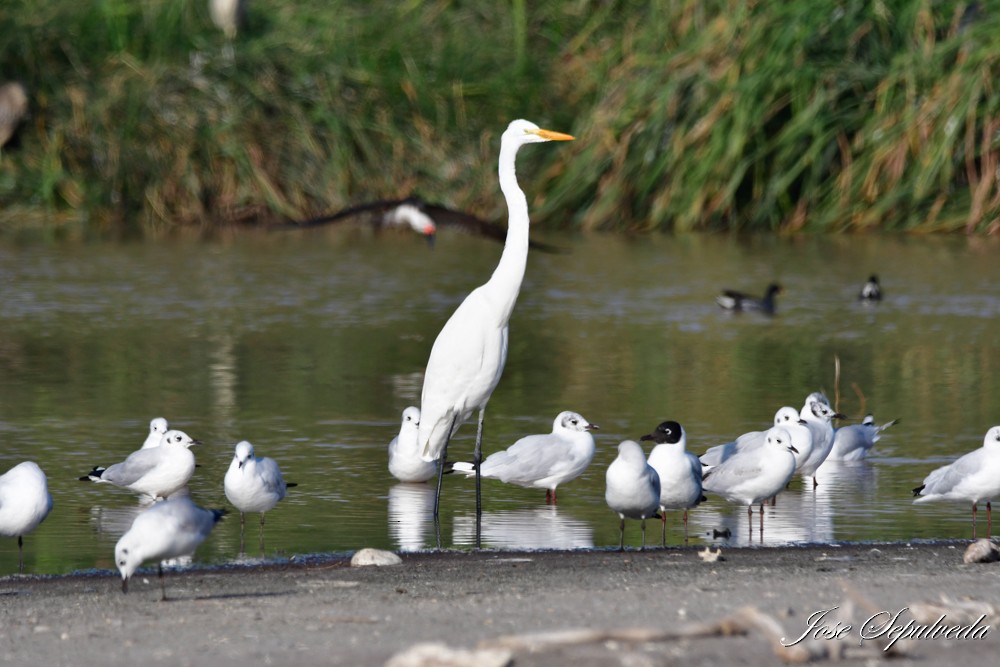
[913,425,1000,538]
[115,496,225,599]
[224,440,295,549]
[416,119,573,530]
[0,462,53,574]
[282,194,563,252]
[450,410,598,503]
[640,421,705,545]
[79,430,200,500]
[858,274,882,301]
[715,283,782,314]
[0,82,28,150]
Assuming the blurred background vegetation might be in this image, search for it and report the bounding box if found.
[0,0,998,236]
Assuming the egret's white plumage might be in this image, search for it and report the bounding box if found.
[451,411,598,502]
[224,440,291,532]
[826,414,898,462]
[702,426,798,516]
[0,461,53,573]
[415,119,573,524]
[115,496,224,599]
[388,407,437,483]
[81,429,199,500]
[913,426,1000,537]
[605,440,661,551]
[641,420,704,544]
[796,393,845,483]
[141,417,170,449]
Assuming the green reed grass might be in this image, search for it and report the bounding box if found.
[0,0,997,234]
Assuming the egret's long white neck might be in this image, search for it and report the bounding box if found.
[483,137,530,322]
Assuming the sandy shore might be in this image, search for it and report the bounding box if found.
[1,542,997,666]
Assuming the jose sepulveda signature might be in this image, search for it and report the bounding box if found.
[781,606,990,652]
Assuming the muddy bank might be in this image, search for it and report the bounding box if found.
[1,542,996,666]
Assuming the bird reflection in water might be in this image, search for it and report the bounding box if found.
[452,505,594,550]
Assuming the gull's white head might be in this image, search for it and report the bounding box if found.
[234,440,255,468]
[774,407,802,427]
[115,532,143,592]
[150,417,169,436]
[766,426,797,453]
[400,406,420,430]
[984,426,1000,449]
[555,411,598,433]
[161,430,200,449]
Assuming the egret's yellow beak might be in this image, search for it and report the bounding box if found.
[528,128,575,141]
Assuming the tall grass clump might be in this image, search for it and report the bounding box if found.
[541,0,1000,233]
[0,0,998,234]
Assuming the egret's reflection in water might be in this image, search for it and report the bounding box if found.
[451,505,594,550]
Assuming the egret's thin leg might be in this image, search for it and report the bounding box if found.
[474,408,486,517]
[474,408,486,549]
[433,440,449,518]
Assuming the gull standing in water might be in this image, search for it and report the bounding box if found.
[224,440,295,548]
[141,417,170,449]
[826,414,898,462]
[388,407,437,483]
[913,426,1000,538]
[702,426,798,536]
[416,120,573,542]
[701,407,814,473]
[451,411,598,503]
[605,440,661,551]
[641,420,704,545]
[796,393,845,486]
[0,462,53,573]
[115,496,225,600]
[80,430,200,500]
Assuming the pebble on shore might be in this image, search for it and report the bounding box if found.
[350,547,403,567]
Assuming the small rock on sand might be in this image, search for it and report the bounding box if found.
[963,539,1000,564]
[385,641,512,667]
[351,548,402,567]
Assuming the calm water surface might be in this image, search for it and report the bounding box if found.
[1,230,999,575]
